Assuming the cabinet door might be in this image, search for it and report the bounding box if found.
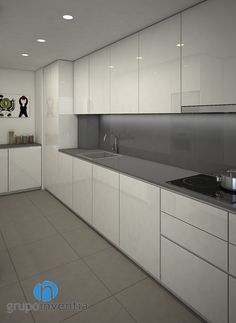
[93,165,119,245]
[73,157,93,224]
[161,237,227,323]
[58,61,73,114]
[89,47,110,114]
[229,276,236,323]
[57,153,72,208]
[120,174,160,278]
[74,57,89,114]
[0,149,8,193]
[182,0,236,106]
[9,147,41,192]
[139,14,181,113]
[229,213,236,245]
[110,35,139,113]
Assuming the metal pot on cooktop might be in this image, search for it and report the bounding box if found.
[216,169,236,192]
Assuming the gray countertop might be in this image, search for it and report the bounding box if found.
[0,143,41,149]
[60,148,236,214]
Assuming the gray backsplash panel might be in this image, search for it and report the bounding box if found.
[77,113,236,174]
[99,114,236,174]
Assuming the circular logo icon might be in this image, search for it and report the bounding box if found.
[33,280,58,302]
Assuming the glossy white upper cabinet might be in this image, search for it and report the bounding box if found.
[9,147,41,192]
[0,149,8,193]
[110,34,139,113]
[182,0,236,106]
[58,61,73,114]
[139,15,181,113]
[93,165,119,245]
[90,47,110,114]
[74,56,89,114]
[73,157,93,224]
[120,174,160,278]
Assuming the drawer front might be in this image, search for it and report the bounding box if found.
[161,237,228,323]
[229,213,236,245]
[161,189,227,240]
[229,243,236,277]
[161,212,227,271]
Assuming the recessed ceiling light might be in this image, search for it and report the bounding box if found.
[108,65,114,69]
[176,43,184,47]
[136,56,143,60]
[21,53,29,57]
[63,14,74,20]
[37,39,46,43]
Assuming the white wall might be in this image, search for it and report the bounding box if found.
[0,68,35,144]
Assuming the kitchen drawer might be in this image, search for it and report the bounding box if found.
[229,213,236,245]
[161,237,228,323]
[229,243,236,277]
[161,212,227,271]
[229,276,236,323]
[161,189,227,240]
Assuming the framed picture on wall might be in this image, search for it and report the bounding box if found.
[0,93,30,118]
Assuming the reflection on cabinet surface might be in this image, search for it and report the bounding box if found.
[93,165,119,245]
[120,174,160,278]
[182,0,236,106]
[73,157,93,224]
[110,34,139,113]
[139,14,181,113]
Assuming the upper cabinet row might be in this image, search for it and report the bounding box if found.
[74,0,236,114]
[74,14,181,114]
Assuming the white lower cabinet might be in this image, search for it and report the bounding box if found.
[73,157,93,224]
[9,147,41,192]
[0,149,8,193]
[93,165,119,245]
[229,276,236,323]
[161,237,228,323]
[57,152,72,208]
[120,174,160,278]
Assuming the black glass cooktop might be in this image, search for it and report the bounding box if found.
[168,174,236,204]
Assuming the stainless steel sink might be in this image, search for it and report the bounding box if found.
[81,151,118,160]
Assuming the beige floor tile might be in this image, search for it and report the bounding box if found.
[0,249,18,287]
[21,259,111,323]
[116,278,204,323]
[84,248,146,293]
[9,234,78,280]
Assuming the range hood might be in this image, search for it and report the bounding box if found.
[181,104,236,113]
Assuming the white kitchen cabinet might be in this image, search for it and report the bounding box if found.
[0,149,8,193]
[229,276,236,323]
[229,212,236,246]
[120,174,160,278]
[57,152,72,208]
[161,237,227,323]
[89,47,110,114]
[74,56,90,114]
[139,14,181,113]
[161,189,228,240]
[9,147,41,192]
[182,0,236,106]
[73,157,93,224]
[229,244,236,277]
[161,212,227,271]
[93,165,119,245]
[58,61,73,114]
[110,34,139,113]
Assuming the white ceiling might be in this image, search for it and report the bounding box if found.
[0,0,204,71]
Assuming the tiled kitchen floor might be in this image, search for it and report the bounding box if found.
[0,190,204,323]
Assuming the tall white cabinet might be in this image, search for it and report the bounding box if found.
[89,47,110,114]
[139,14,181,113]
[0,149,8,193]
[74,56,90,114]
[182,0,236,106]
[120,174,160,278]
[110,35,139,113]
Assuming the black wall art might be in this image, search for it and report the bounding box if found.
[0,94,30,118]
